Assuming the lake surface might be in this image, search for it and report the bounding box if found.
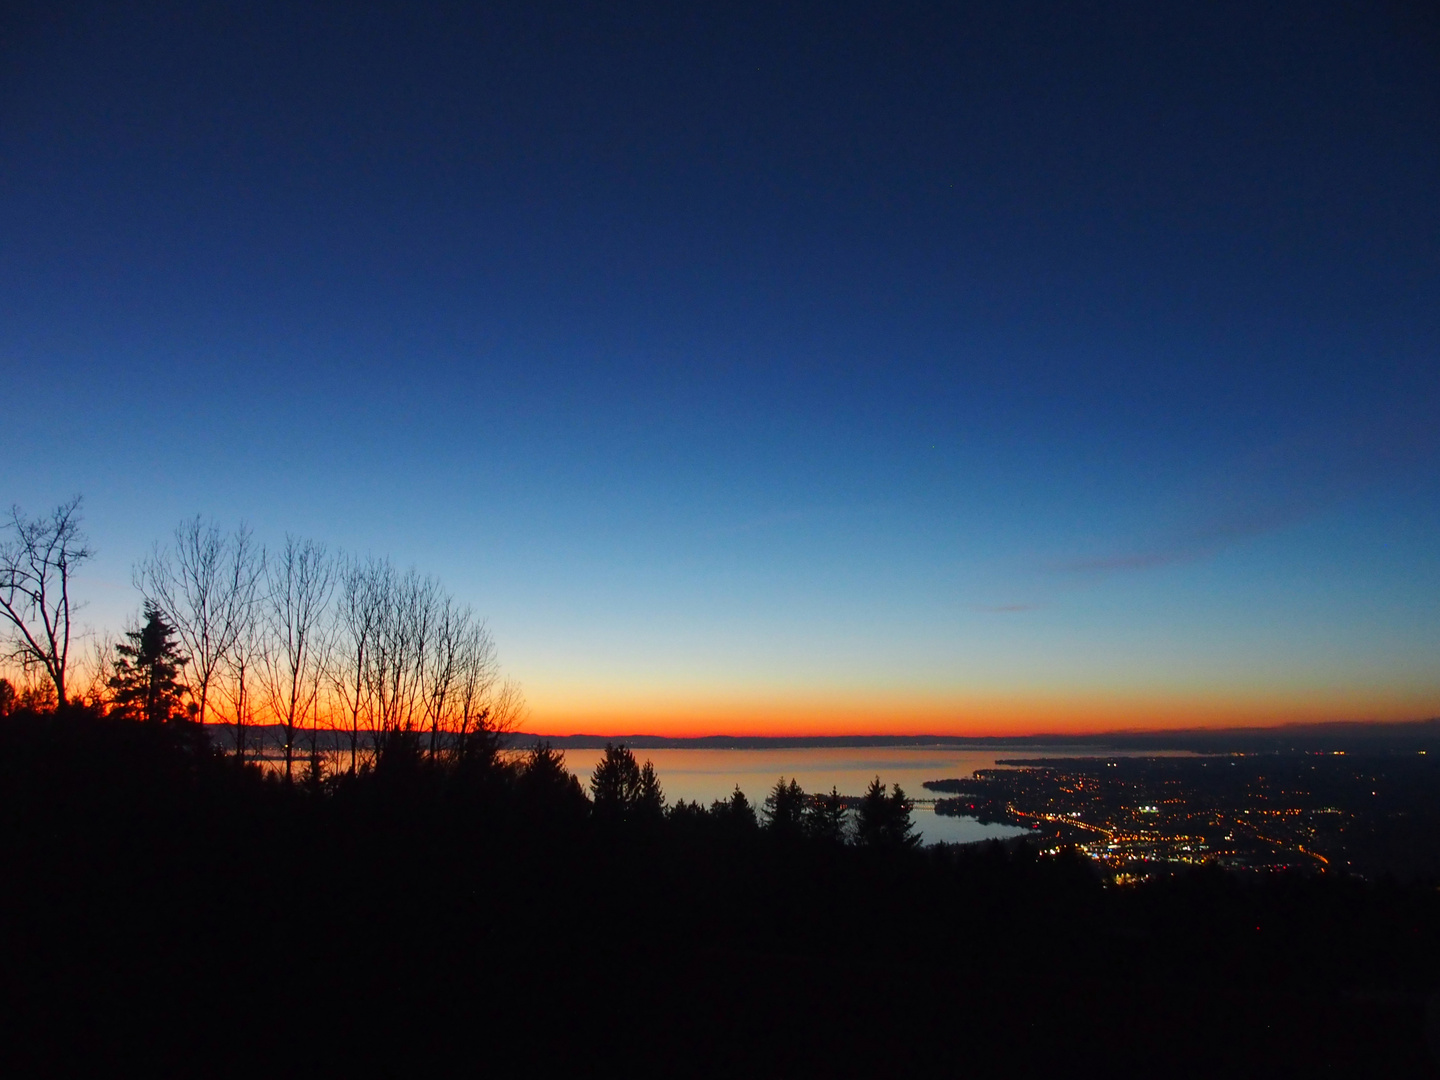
[552,745,1067,846]
[243,732,1181,847]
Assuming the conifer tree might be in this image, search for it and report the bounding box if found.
[710,785,758,831]
[806,785,850,844]
[590,743,665,823]
[636,760,666,821]
[762,777,808,838]
[108,603,190,723]
[854,776,920,850]
[518,741,590,818]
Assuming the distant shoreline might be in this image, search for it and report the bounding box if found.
[507,719,1437,752]
[198,717,1437,753]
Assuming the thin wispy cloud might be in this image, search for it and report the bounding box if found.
[1049,422,1429,576]
[1053,517,1290,574]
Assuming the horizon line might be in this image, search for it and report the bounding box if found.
[197,715,1440,744]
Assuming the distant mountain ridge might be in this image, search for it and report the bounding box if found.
[196,718,1439,754]
[507,718,1439,753]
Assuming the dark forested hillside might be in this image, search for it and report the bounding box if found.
[1,708,1438,1075]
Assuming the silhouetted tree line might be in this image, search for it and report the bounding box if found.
[4,502,1440,1073]
[584,742,921,849]
[0,500,523,784]
[2,704,1439,1073]
[0,500,931,855]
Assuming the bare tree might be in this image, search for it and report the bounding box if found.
[351,566,523,768]
[217,538,265,762]
[448,617,522,763]
[424,596,466,758]
[405,571,441,750]
[221,593,263,764]
[478,675,524,755]
[259,536,335,782]
[365,566,438,763]
[220,544,531,778]
[447,613,494,751]
[0,497,92,705]
[328,555,385,774]
[362,560,404,761]
[137,519,263,727]
[419,590,523,764]
[76,634,120,711]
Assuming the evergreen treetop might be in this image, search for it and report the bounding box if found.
[108,603,191,724]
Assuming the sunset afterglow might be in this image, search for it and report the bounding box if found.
[524,685,1440,739]
[5,8,1440,1071]
[4,4,1437,740]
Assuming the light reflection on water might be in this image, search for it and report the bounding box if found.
[551,746,1063,846]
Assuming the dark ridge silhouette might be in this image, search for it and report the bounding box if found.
[505,718,1440,752]
[2,705,1439,1074]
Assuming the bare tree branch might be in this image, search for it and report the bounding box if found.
[328,554,386,774]
[0,496,92,704]
[137,519,264,727]
[259,536,335,783]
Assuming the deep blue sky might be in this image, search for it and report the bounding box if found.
[4,2,1438,732]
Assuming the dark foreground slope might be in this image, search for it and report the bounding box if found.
[1,711,1438,1077]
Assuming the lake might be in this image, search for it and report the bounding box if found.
[242,730,1173,846]
[553,745,1055,845]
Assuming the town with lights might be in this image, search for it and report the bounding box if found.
[929,751,1440,882]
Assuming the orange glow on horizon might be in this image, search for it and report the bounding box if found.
[158,671,1440,740]
[519,686,1440,739]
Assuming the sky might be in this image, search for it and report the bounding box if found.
[3,2,1439,735]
